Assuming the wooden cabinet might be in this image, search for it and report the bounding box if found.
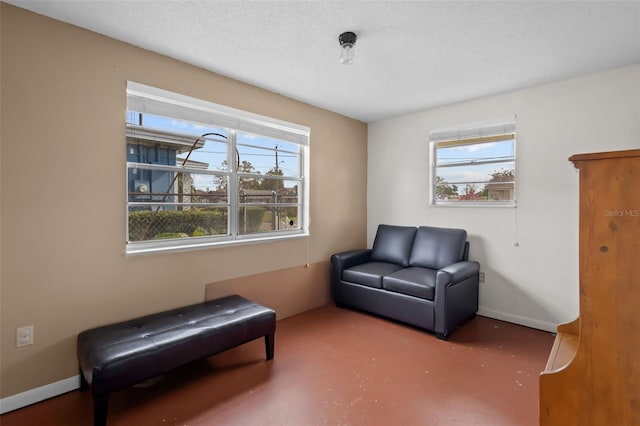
[539,149,640,425]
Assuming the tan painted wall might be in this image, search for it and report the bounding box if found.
[205,261,331,319]
[0,4,367,398]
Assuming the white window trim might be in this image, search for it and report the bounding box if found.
[125,82,310,255]
[429,115,517,208]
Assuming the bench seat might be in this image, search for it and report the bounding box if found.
[77,294,275,426]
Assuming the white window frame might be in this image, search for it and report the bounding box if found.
[125,81,310,255]
[429,116,516,207]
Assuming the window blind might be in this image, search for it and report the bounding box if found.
[429,115,516,144]
[127,81,310,146]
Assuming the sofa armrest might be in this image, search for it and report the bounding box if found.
[434,260,480,339]
[331,249,372,271]
[436,261,480,286]
[330,249,372,285]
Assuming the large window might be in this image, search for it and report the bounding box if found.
[430,116,516,206]
[126,82,310,254]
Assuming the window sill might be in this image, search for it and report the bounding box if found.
[430,201,517,208]
[125,232,309,256]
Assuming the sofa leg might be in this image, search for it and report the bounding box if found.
[436,332,449,341]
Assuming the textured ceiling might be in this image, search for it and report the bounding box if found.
[7,0,640,122]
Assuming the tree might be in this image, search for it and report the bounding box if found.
[214,160,262,191]
[260,165,284,191]
[489,169,515,182]
[459,184,484,200]
[238,160,261,190]
[213,160,230,192]
[434,176,458,199]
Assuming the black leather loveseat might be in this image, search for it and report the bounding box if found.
[331,225,479,340]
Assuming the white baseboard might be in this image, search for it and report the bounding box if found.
[477,307,557,333]
[0,375,80,415]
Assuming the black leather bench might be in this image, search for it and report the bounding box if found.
[77,294,275,426]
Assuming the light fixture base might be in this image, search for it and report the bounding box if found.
[339,31,357,46]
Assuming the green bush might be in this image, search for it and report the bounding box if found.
[153,232,189,240]
[129,208,227,241]
[192,226,208,237]
[243,207,266,233]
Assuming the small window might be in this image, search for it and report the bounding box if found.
[430,117,516,206]
[126,82,310,254]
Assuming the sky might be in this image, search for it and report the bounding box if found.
[127,111,301,191]
[435,139,515,186]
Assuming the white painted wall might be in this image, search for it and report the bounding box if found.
[367,64,640,331]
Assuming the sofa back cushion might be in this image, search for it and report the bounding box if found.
[371,225,417,267]
[409,226,467,269]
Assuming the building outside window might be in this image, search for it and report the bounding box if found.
[430,116,516,207]
[126,82,310,254]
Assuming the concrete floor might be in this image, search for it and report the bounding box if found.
[1,303,554,426]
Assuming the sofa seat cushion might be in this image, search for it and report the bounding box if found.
[343,262,405,289]
[382,267,437,300]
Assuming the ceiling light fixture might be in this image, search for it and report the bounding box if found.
[339,31,357,65]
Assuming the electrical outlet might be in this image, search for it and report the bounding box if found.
[479,272,485,283]
[17,325,33,347]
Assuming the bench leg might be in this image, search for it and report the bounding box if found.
[265,333,275,360]
[93,394,109,426]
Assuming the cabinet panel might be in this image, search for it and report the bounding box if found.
[539,149,640,425]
